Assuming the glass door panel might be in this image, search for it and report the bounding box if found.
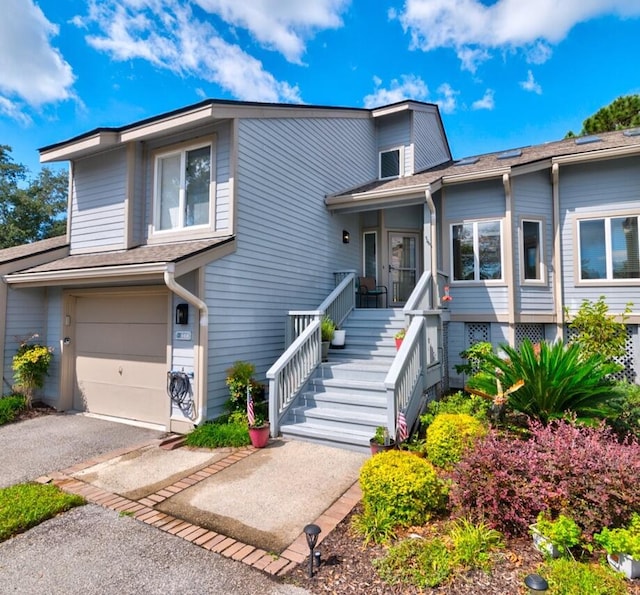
[388,232,419,305]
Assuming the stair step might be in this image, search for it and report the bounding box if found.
[310,377,386,396]
[279,421,373,453]
[290,405,385,428]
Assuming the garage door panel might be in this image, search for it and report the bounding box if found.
[75,294,167,324]
[73,291,169,426]
[76,322,167,358]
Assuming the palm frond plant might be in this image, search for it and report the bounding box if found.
[466,340,618,423]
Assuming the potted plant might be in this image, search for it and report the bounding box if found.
[529,512,582,559]
[248,413,270,448]
[369,425,395,455]
[394,329,406,350]
[321,315,336,361]
[331,326,346,349]
[594,513,640,579]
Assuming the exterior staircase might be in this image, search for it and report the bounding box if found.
[279,308,405,452]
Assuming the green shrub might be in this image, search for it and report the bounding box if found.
[359,450,446,529]
[539,558,627,595]
[374,537,453,589]
[184,417,250,448]
[454,341,494,376]
[320,315,336,342]
[467,340,618,423]
[607,382,640,441]
[224,360,265,415]
[425,413,486,469]
[420,390,490,428]
[350,506,397,545]
[0,483,85,541]
[0,394,27,425]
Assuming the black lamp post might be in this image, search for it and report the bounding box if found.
[303,523,321,578]
[524,573,549,593]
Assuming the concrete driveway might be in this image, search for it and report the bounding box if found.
[0,413,310,594]
[0,412,367,594]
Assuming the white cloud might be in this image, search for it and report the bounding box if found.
[520,70,542,95]
[194,0,350,63]
[0,96,33,126]
[472,89,495,110]
[79,0,302,103]
[0,0,75,109]
[397,0,640,70]
[363,74,429,108]
[435,83,459,114]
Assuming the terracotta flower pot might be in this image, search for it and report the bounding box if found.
[369,438,396,455]
[395,338,403,349]
[249,425,270,448]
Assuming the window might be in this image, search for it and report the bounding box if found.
[521,219,543,282]
[578,216,640,280]
[155,142,212,232]
[379,148,402,179]
[363,231,377,279]
[452,220,502,281]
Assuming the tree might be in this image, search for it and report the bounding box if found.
[0,145,67,249]
[566,94,640,138]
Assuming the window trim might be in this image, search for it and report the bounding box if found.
[150,136,216,239]
[450,218,504,284]
[362,230,378,280]
[378,146,404,180]
[519,217,547,286]
[576,212,640,284]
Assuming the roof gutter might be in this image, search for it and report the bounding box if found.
[164,263,209,427]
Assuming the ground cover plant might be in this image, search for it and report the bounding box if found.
[0,394,27,425]
[184,412,250,448]
[0,483,85,541]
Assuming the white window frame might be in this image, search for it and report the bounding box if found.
[151,137,216,238]
[379,146,404,180]
[450,219,504,283]
[576,213,640,283]
[520,218,546,285]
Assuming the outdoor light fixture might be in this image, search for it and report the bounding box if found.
[342,229,350,244]
[175,303,189,325]
[524,573,549,593]
[303,523,321,578]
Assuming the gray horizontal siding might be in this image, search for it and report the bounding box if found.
[3,287,47,396]
[413,110,450,172]
[71,148,127,252]
[512,171,554,313]
[560,157,640,312]
[203,116,375,416]
[377,113,412,175]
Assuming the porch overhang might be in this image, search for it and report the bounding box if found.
[326,181,441,213]
[3,236,235,288]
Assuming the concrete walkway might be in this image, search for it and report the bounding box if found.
[0,413,366,593]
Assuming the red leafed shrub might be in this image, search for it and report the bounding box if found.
[449,420,640,538]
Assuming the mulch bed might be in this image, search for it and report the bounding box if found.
[15,401,58,422]
[285,503,640,594]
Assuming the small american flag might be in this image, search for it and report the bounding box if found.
[396,410,408,442]
[247,386,255,426]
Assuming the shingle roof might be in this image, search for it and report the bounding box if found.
[0,236,68,265]
[9,237,233,275]
[330,128,640,199]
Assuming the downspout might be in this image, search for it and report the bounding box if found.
[164,263,209,426]
[502,173,516,344]
[424,187,438,308]
[552,163,564,340]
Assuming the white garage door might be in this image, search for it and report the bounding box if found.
[73,290,169,426]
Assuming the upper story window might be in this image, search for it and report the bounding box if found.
[451,220,503,281]
[379,147,403,179]
[578,215,639,280]
[154,141,213,233]
[521,219,544,282]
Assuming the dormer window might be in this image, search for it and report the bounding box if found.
[154,139,214,233]
[379,147,403,179]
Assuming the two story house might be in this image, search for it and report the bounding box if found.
[1,98,639,450]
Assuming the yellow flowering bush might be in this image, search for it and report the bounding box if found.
[12,340,53,407]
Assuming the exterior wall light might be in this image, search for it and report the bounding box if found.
[342,230,350,244]
[524,573,549,593]
[176,303,189,325]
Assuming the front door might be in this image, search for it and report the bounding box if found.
[388,232,420,306]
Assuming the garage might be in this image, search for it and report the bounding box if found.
[71,289,170,427]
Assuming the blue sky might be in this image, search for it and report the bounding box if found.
[2,0,640,175]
